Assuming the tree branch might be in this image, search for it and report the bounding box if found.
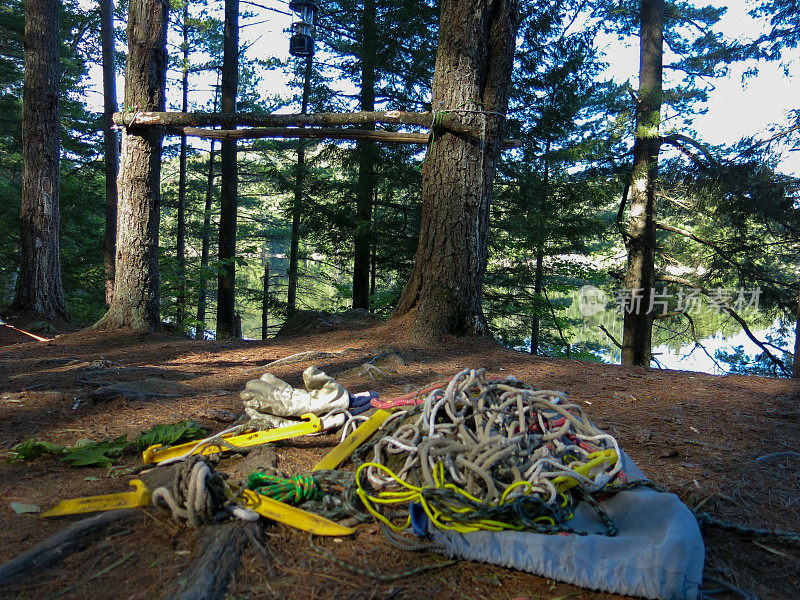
[657,275,792,377]
[598,324,622,350]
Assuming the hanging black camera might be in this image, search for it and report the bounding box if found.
[288,0,319,57]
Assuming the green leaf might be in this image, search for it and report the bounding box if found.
[134,420,207,452]
[7,439,67,461]
[61,436,130,467]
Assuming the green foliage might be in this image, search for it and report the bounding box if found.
[61,436,130,467]
[7,435,130,467]
[134,420,207,452]
[6,439,67,461]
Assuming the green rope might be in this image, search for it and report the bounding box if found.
[247,472,323,505]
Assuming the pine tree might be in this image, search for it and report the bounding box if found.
[16,0,68,320]
[392,0,521,343]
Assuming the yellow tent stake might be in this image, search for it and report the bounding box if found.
[312,408,396,471]
[143,413,323,464]
[240,489,355,536]
[41,480,151,517]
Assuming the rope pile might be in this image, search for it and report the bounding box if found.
[356,368,624,534]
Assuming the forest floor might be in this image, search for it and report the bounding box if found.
[0,312,798,600]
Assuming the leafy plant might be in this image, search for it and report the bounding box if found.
[134,420,207,452]
[6,439,66,461]
[61,436,130,467]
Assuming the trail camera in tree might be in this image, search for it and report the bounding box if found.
[289,0,319,57]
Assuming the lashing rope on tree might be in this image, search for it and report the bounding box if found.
[354,368,636,534]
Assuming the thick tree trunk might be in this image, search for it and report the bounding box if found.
[216,0,239,339]
[196,140,216,339]
[621,0,663,367]
[94,0,168,332]
[287,55,313,314]
[100,0,118,307]
[176,3,189,327]
[392,0,520,344]
[16,0,68,320]
[352,0,377,310]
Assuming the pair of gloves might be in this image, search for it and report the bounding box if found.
[240,365,376,430]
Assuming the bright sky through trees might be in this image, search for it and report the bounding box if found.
[80,0,798,175]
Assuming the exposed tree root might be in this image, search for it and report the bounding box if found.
[171,520,264,600]
[0,509,139,589]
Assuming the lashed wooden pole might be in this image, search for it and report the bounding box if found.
[113,109,476,136]
[165,126,521,148]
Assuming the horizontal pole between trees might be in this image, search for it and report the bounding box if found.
[114,110,477,136]
[168,126,429,143]
[165,125,522,149]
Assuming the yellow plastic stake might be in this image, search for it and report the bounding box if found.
[312,408,396,471]
[552,449,618,494]
[40,480,151,518]
[241,489,355,536]
[142,414,323,465]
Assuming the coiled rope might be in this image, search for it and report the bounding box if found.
[152,456,258,526]
[247,472,322,505]
[356,369,626,533]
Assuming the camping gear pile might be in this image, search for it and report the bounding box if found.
[29,366,705,600]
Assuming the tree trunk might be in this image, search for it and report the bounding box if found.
[16,0,68,320]
[94,0,168,332]
[100,0,118,307]
[531,244,544,355]
[530,141,550,356]
[392,0,520,344]
[216,0,239,339]
[196,139,216,339]
[261,259,269,340]
[176,2,189,327]
[794,287,799,379]
[621,0,664,367]
[352,0,377,310]
[287,55,313,314]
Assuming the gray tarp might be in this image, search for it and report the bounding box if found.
[426,452,704,600]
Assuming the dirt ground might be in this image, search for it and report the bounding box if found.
[0,312,797,600]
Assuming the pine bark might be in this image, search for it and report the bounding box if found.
[287,56,313,314]
[94,0,168,332]
[392,0,520,344]
[100,0,118,307]
[352,0,377,310]
[16,0,68,320]
[621,0,664,366]
[216,0,239,339]
[176,3,189,327]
